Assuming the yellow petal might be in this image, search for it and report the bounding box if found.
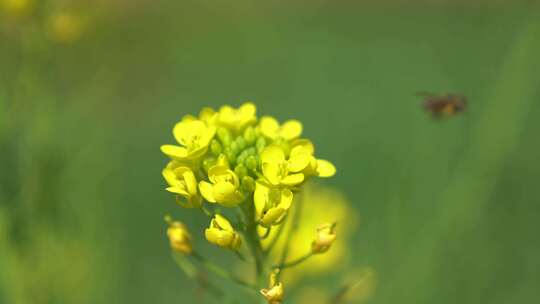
[260,116,279,139]
[261,145,286,164]
[214,214,234,232]
[254,182,270,216]
[198,181,216,203]
[165,186,189,196]
[278,189,293,210]
[291,138,315,155]
[262,163,282,186]
[162,168,179,187]
[316,159,336,177]
[173,120,206,146]
[279,120,302,140]
[261,208,286,227]
[281,173,304,186]
[213,181,242,206]
[288,150,311,172]
[160,145,188,160]
[240,102,256,117]
[182,170,198,196]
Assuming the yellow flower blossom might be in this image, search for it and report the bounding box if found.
[311,223,337,254]
[291,139,336,178]
[199,163,243,207]
[216,102,257,132]
[259,116,303,141]
[166,218,193,255]
[254,182,293,227]
[260,269,284,304]
[48,12,84,44]
[1,0,33,17]
[260,146,308,187]
[161,119,216,162]
[162,163,202,208]
[205,214,242,250]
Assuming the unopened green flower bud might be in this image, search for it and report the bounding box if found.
[230,141,240,155]
[217,127,232,145]
[236,150,249,166]
[234,164,248,180]
[243,126,256,145]
[245,155,258,171]
[202,156,217,172]
[256,137,266,153]
[241,176,256,193]
[224,147,237,165]
[235,136,247,150]
[210,139,222,156]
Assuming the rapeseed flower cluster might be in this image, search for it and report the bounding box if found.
[161,102,339,303]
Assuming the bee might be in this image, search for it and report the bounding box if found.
[417,92,467,118]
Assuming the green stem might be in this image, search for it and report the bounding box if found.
[191,252,257,291]
[273,252,314,270]
[276,192,303,280]
[240,199,266,287]
[171,253,224,299]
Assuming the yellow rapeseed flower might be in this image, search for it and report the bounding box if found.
[260,146,308,187]
[254,182,293,227]
[162,162,202,208]
[205,214,242,250]
[1,0,33,17]
[199,162,243,207]
[166,218,193,255]
[161,119,216,162]
[216,102,257,132]
[259,116,303,141]
[260,269,284,304]
[311,223,337,254]
[48,12,84,44]
[291,139,336,178]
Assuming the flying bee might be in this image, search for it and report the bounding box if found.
[417,92,467,118]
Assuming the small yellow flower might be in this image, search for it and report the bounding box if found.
[260,146,308,187]
[205,214,242,250]
[260,116,302,141]
[166,218,193,255]
[311,223,337,254]
[182,107,218,125]
[291,139,336,178]
[260,269,284,304]
[48,12,84,44]
[1,0,33,17]
[162,163,202,208]
[161,119,216,162]
[254,182,293,227]
[216,102,257,132]
[198,163,243,207]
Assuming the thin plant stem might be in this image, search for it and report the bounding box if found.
[171,253,224,300]
[273,252,314,270]
[276,192,303,280]
[191,252,257,291]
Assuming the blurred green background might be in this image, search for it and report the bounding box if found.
[1,0,539,303]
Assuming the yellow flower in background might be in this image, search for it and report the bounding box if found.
[216,102,257,132]
[259,116,303,141]
[311,223,337,254]
[205,214,242,250]
[260,146,307,186]
[262,184,357,285]
[254,182,293,227]
[260,269,284,304]
[291,139,336,178]
[1,0,33,17]
[199,163,243,207]
[48,12,84,44]
[166,218,193,255]
[162,163,202,208]
[161,119,216,162]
